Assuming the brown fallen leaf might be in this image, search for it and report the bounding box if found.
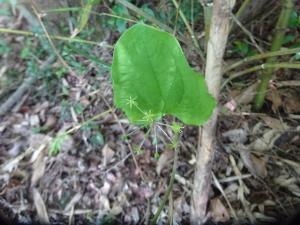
[102,144,115,167]
[239,146,267,178]
[44,114,57,129]
[209,198,230,223]
[31,145,47,187]
[261,116,287,130]
[266,89,282,112]
[235,82,259,105]
[156,150,174,176]
[251,130,281,151]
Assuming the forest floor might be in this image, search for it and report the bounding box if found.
[0,1,300,225]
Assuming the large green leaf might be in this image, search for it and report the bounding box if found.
[112,24,216,125]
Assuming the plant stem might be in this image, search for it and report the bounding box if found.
[223,62,300,88]
[235,0,252,20]
[116,0,173,33]
[150,136,179,225]
[199,0,213,48]
[0,27,104,46]
[225,47,300,72]
[254,0,294,110]
[171,0,205,61]
[191,1,234,225]
[72,0,102,37]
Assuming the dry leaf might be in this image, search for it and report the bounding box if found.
[261,116,287,130]
[251,130,281,151]
[156,150,174,176]
[222,129,248,144]
[31,146,47,186]
[102,144,115,167]
[32,188,49,224]
[235,82,258,105]
[209,198,230,223]
[266,89,282,112]
[239,146,267,178]
[44,114,57,129]
[285,99,300,113]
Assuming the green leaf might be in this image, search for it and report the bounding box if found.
[289,9,298,28]
[112,24,216,126]
[74,0,100,36]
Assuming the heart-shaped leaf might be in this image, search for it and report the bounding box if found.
[112,24,216,125]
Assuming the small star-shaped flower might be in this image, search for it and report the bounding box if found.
[126,96,137,109]
[142,110,156,124]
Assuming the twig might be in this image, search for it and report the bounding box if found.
[0,56,55,116]
[231,13,264,53]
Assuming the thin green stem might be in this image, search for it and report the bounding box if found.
[0,27,108,46]
[225,47,300,73]
[254,0,294,110]
[65,109,113,135]
[235,0,252,19]
[222,62,300,89]
[116,0,173,33]
[171,0,205,61]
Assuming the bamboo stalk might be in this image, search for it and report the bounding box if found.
[254,0,294,110]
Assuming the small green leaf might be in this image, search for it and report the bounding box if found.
[289,9,298,28]
[74,0,100,36]
[112,24,216,125]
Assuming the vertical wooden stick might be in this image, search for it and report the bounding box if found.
[191,1,235,224]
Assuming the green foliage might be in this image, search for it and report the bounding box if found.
[112,24,216,126]
[75,0,100,35]
[107,4,130,33]
[81,122,105,147]
[288,9,300,28]
[49,134,70,156]
[232,40,256,57]
[0,39,10,55]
